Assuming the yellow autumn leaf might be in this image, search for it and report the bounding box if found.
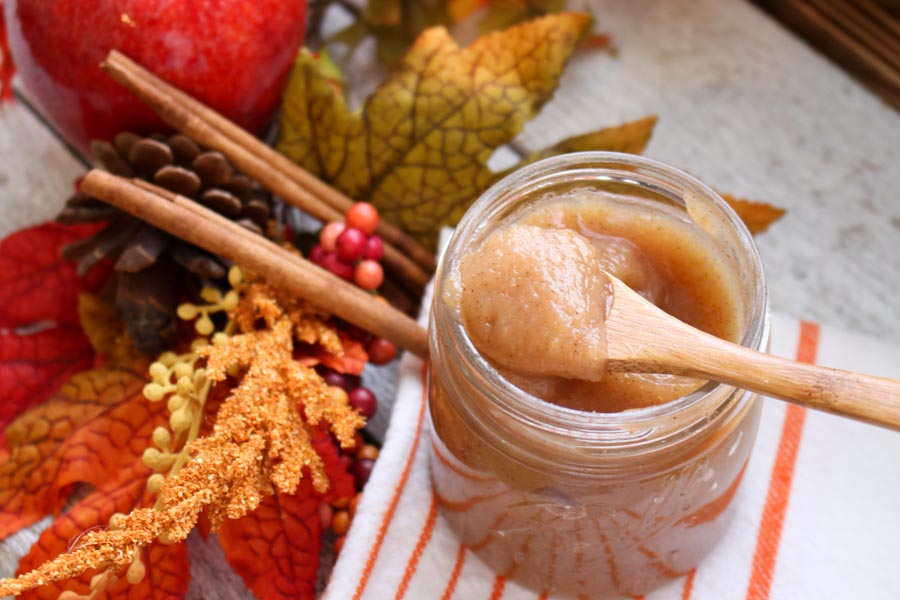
[277,13,591,249]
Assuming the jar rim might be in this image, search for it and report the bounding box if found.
[430,151,770,451]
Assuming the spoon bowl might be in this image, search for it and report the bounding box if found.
[603,271,900,432]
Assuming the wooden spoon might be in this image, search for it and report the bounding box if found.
[603,272,900,432]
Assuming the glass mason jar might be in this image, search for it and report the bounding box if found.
[428,152,769,598]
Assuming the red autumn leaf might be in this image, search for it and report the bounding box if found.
[0,222,105,327]
[0,325,94,447]
[308,427,357,504]
[0,222,110,442]
[217,429,355,600]
[0,365,163,539]
[1,4,14,102]
[16,463,190,600]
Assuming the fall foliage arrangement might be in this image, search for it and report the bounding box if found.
[0,2,785,598]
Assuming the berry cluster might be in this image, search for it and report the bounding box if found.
[320,440,380,555]
[310,202,385,291]
[318,367,380,554]
[308,202,402,554]
[308,201,398,365]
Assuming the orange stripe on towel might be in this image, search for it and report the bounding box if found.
[440,544,468,600]
[395,493,439,599]
[488,575,506,600]
[681,569,696,600]
[353,362,430,600]
[745,321,819,599]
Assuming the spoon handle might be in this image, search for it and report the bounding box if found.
[604,275,900,431]
[671,333,900,431]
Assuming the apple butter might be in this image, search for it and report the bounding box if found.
[428,153,769,598]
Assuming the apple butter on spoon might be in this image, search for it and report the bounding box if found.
[458,224,610,382]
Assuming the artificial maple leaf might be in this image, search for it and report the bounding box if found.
[0,326,94,447]
[322,0,452,65]
[467,0,615,59]
[0,365,157,540]
[15,463,189,600]
[298,334,369,376]
[218,429,354,600]
[0,222,106,328]
[1,3,14,102]
[319,0,609,66]
[498,116,658,177]
[0,222,108,446]
[720,193,786,235]
[469,0,566,33]
[219,486,323,600]
[278,13,591,249]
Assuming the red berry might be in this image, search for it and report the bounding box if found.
[319,222,345,253]
[366,337,397,365]
[349,387,377,418]
[354,260,384,291]
[344,373,362,390]
[364,236,384,261]
[322,370,348,390]
[353,458,376,489]
[331,510,351,536]
[320,252,354,280]
[349,431,364,455]
[336,227,367,262]
[346,202,379,236]
[309,244,325,265]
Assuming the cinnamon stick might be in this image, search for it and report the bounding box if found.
[82,169,429,359]
[101,50,436,291]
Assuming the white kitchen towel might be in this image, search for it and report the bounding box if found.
[323,309,900,600]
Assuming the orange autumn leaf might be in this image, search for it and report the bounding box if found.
[720,194,786,234]
[278,13,591,249]
[15,463,189,600]
[0,365,160,539]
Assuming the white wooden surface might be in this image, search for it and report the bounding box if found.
[1,0,899,598]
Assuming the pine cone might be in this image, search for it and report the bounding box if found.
[58,132,274,355]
